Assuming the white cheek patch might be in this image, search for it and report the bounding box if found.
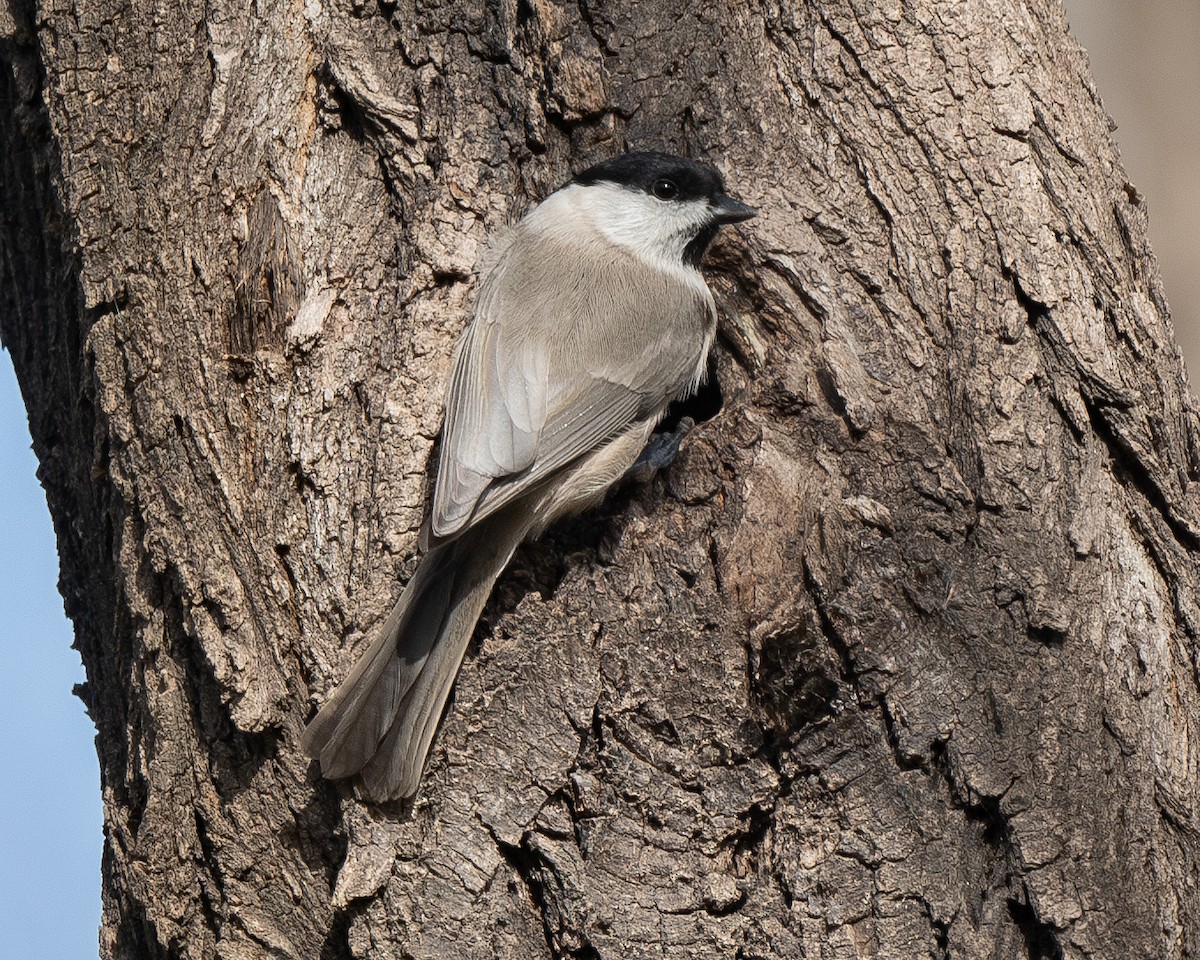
[571,183,712,272]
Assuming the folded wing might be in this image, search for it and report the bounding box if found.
[429,233,707,543]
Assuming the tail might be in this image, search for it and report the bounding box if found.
[301,512,526,801]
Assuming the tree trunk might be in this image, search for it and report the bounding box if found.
[3,0,1198,956]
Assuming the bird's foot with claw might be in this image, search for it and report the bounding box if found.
[625,417,696,484]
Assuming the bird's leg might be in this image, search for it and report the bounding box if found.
[623,417,696,484]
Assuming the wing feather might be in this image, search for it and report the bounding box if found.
[429,226,712,542]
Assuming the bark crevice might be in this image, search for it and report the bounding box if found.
[5,0,1199,956]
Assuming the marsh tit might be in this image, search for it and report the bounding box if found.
[301,151,757,801]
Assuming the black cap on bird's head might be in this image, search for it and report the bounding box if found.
[573,151,756,265]
[575,152,757,223]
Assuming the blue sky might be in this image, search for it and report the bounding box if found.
[0,348,102,958]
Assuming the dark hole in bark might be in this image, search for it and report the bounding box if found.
[659,351,724,434]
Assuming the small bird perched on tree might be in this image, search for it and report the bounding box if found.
[302,151,757,801]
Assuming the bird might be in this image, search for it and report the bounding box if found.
[301,151,757,801]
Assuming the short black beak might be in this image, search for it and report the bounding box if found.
[711,193,758,225]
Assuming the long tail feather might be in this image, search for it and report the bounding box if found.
[301,512,525,800]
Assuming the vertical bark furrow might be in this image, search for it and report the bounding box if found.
[2,0,1197,957]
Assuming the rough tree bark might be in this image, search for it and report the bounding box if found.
[2,0,1198,956]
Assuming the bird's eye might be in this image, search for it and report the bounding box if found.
[652,178,679,200]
